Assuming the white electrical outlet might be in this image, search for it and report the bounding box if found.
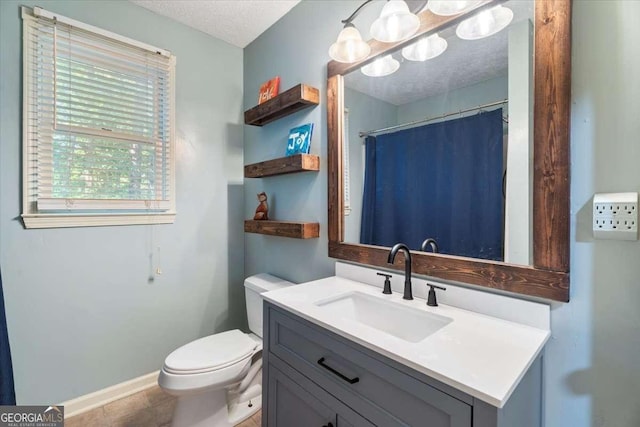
[593,192,638,240]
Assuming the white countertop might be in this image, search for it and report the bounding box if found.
[263,276,550,408]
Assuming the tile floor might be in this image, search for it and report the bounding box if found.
[64,385,262,427]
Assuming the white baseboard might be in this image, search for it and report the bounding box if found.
[61,370,160,418]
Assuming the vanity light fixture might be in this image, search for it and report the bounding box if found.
[370,0,420,43]
[402,33,448,61]
[427,0,482,16]
[456,5,514,40]
[330,0,515,68]
[361,55,400,77]
[329,0,425,64]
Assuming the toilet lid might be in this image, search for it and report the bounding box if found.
[164,329,257,374]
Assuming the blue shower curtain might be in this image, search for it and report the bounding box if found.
[360,108,504,260]
[0,268,16,405]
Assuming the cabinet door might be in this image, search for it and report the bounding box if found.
[267,361,375,427]
[267,366,335,427]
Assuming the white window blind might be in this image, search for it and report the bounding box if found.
[22,7,176,228]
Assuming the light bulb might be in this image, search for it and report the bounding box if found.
[402,33,448,61]
[361,55,400,77]
[387,15,400,41]
[370,0,420,43]
[476,9,496,37]
[456,5,514,40]
[428,0,482,16]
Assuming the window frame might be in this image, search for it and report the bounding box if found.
[21,6,177,229]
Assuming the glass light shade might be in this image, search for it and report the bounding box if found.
[402,33,448,61]
[329,25,371,63]
[456,5,514,40]
[361,55,400,77]
[370,0,420,43]
[427,0,481,16]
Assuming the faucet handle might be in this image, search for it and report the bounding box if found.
[376,272,393,294]
[426,283,446,307]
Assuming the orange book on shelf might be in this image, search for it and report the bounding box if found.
[258,76,280,104]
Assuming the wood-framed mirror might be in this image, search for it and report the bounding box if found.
[327,0,571,302]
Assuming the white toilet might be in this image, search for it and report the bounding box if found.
[158,274,294,427]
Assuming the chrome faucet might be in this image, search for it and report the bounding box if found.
[387,243,413,300]
[421,238,439,253]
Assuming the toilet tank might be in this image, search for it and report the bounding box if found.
[244,274,294,338]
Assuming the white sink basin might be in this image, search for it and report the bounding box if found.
[315,291,452,343]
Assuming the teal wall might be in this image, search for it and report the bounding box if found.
[244,1,640,426]
[396,75,508,123]
[242,1,358,283]
[0,0,245,404]
[549,1,640,425]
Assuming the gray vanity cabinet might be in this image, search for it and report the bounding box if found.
[263,302,542,427]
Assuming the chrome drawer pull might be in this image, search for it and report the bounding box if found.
[317,357,360,384]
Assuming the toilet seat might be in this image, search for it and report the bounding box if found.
[158,330,261,395]
[163,329,258,375]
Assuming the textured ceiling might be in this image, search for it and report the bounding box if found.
[344,0,533,106]
[130,0,301,48]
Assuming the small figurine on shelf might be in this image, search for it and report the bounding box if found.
[253,192,269,220]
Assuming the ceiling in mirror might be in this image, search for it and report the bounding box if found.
[343,0,533,105]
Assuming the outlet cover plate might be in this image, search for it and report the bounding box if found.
[593,192,638,240]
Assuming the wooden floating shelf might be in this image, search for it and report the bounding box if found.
[245,154,320,178]
[244,84,319,126]
[244,220,319,239]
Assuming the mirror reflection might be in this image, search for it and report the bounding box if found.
[342,0,534,265]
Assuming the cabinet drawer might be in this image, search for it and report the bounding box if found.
[268,306,472,427]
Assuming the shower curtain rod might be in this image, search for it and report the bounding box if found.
[359,99,509,138]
